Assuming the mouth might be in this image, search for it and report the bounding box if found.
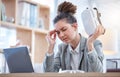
[62,38,68,41]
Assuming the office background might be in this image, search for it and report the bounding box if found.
[0,0,120,73]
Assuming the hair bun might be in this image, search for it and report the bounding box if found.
[57,1,77,15]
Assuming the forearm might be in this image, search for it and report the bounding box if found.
[43,52,61,72]
[43,53,55,72]
[44,44,62,72]
[88,50,103,72]
[87,38,103,72]
[47,45,54,54]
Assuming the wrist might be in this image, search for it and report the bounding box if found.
[87,43,94,51]
[47,52,54,56]
[47,45,54,54]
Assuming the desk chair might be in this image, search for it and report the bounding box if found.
[3,46,34,73]
[107,59,120,72]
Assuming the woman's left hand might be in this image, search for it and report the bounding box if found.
[87,25,105,51]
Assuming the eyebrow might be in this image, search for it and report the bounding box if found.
[56,27,67,32]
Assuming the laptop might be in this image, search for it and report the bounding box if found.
[3,46,34,73]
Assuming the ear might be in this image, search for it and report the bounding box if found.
[72,23,78,30]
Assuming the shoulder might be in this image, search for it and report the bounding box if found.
[58,43,68,50]
[93,40,102,47]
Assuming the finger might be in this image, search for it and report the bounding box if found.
[53,33,56,40]
[103,28,105,34]
[96,26,103,34]
[91,27,99,39]
[98,25,105,35]
[49,29,56,36]
[94,26,99,35]
[101,26,105,35]
[46,35,50,42]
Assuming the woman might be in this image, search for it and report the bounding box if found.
[43,1,104,72]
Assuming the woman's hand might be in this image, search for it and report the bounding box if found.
[87,25,105,51]
[46,29,56,54]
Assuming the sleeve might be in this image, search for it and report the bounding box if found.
[87,40,104,72]
[43,44,62,72]
[43,53,55,72]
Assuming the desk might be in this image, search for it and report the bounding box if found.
[0,73,120,77]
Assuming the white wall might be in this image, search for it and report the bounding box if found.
[95,0,120,58]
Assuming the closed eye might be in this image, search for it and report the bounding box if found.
[56,31,60,35]
[61,27,67,32]
[61,28,67,32]
[56,27,67,35]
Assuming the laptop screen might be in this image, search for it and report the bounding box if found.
[3,46,34,73]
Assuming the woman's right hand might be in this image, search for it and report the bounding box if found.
[46,29,56,54]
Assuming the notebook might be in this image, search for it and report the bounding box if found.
[3,46,34,73]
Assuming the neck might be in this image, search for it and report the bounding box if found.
[70,33,80,50]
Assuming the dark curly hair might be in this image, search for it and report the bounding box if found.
[54,1,77,24]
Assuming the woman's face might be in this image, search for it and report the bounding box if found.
[55,19,77,43]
